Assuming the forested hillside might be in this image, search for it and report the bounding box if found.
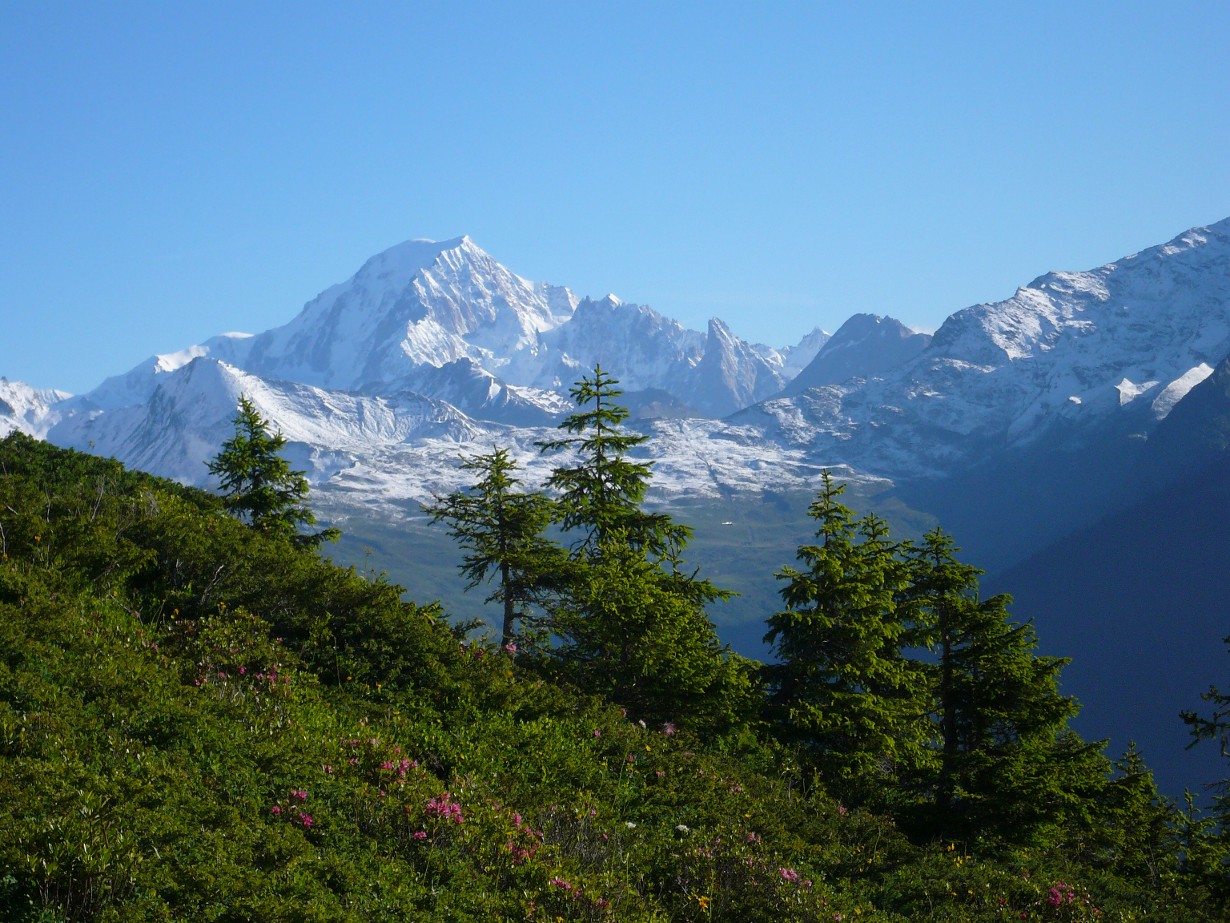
[1,374,1227,920]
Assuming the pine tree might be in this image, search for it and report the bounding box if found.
[904,528,1097,843]
[425,447,567,649]
[763,472,932,802]
[535,367,753,733]
[206,396,338,548]
[536,365,690,565]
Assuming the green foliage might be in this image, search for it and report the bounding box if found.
[532,368,754,737]
[763,472,1197,862]
[0,432,1225,922]
[537,364,690,563]
[206,396,339,548]
[424,447,568,648]
[764,472,934,803]
[1181,635,1230,889]
[903,528,1098,845]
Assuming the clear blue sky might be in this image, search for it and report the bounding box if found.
[3,1,1227,393]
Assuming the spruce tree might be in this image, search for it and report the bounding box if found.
[425,447,567,649]
[763,472,932,803]
[207,396,338,548]
[536,367,753,733]
[536,365,690,565]
[904,528,1097,843]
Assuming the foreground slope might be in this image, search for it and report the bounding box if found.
[2,434,1222,922]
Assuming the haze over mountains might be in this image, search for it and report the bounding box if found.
[4,216,1230,797]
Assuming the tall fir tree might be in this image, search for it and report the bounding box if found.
[425,447,567,649]
[536,367,755,734]
[903,527,1103,844]
[536,365,690,566]
[763,471,933,803]
[206,396,338,548]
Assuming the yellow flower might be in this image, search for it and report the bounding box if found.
[697,895,710,910]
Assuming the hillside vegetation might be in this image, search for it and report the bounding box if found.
[0,383,1227,921]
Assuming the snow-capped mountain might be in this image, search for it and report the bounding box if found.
[76,235,794,425]
[5,217,1230,527]
[743,217,1230,479]
[237,236,578,392]
[0,378,71,437]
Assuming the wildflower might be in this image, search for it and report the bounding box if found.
[625,821,636,828]
[593,729,601,737]
[503,643,517,654]
[837,805,848,816]
[662,721,678,736]
[675,824,691,836]
[425,792,464,824]
[291,789,308,801]
[298,813,314,829]
[779,867,800,883]
[696,896,710,909]
[413,830,427,840]
[270,805,282,815]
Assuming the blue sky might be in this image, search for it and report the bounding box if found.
[2,2,1228,393]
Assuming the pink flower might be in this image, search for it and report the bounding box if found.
[662,721,678,736]
[291,789,308,801]
[425,792,464,824]
[270,805,282,815]
[298,813,313,829]
[503,643,517,654]
[779,867,800,883]
[413,830,427,840]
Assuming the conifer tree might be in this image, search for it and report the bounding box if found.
[537,364,690,566]
[1183,636,1230,882]
[763,472,932,802]
[535,367,753,733]
[207,396,338,548]
[425,447,567,649]
[904,528,1100,843]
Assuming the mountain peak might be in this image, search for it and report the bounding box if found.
[783,313,930,395]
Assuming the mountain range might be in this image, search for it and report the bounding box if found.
[4,216,1230,798]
